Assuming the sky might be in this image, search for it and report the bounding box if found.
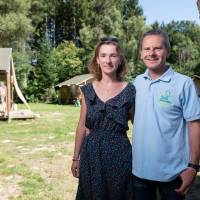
[139,0,200,25]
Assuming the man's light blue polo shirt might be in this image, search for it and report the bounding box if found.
[132,66,200,182]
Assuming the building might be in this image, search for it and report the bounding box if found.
[55,74,93,104]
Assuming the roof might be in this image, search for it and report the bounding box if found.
[0,48,12,71]
[56,74,93,87]
[193,75,200,79]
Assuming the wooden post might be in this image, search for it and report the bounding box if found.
[6,72,11,114]
[10,61,13,109]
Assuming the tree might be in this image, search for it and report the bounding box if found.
[78,0,146,78]
[0,0,33,96]
[51,41,85,83]
[0,0,32,48]
[150,20,200,77]
[25,36,57,101]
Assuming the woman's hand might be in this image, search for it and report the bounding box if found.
[71,160,80,178]
[85,128,90,136]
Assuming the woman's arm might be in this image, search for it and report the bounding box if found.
[71,94,87,178]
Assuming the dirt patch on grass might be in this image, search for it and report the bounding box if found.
[19,144,56,155]
[0,175,22,200]
[25,154,77,199]
[21,142,77,199]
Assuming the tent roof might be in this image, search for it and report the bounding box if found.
[0,48,12,72]
[193,75,200,79]
[56,74,93,87]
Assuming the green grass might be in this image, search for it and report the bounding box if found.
[0,103,133,200]
[0,103,79,200]
[0,103,199,200]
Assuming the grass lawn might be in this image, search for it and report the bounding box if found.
[0,103,199,200]
[0,103,79,200]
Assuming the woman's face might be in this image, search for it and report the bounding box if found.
[97,44,120,77]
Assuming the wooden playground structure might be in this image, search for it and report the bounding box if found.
[0,48,36,120]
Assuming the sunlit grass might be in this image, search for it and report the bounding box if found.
[0,103,78,200]
[0,103,199,200]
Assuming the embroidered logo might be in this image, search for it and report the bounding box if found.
[158,90,173,106]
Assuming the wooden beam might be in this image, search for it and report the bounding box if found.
[6,72,11,113]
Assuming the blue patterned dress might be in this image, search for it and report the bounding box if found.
[76,83,136,200]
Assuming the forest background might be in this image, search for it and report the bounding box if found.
[1,0,200,103]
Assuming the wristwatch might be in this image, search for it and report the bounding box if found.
[188,163,200,172]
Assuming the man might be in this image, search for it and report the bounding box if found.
[132,29,200,200]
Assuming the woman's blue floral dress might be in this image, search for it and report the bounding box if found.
[76,83,136,200]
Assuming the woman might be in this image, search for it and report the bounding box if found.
[71,37,135,200]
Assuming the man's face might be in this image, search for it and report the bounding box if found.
[140,35,169,71]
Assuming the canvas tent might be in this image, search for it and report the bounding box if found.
[0,48,36,119]
[55,74,93,104]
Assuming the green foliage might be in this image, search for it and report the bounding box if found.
[0,0,34,103]
[79,0,146,75]
[171,35,199,76]
[13,51,32,91]
[152,20,200,76]
[121,15,147,78]
[26,36,57,102]
[126,60,146,80]
[51,41,85,82]
[0,0,30,14]
[25,40,85,102]
[1,0,200,102]
[0,0,32,48]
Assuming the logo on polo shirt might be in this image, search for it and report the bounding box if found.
[159,90,173,106]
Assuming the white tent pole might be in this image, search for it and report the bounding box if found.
[11,59,30,110]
